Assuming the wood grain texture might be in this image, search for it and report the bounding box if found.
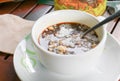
[25,5,53,20]
[0,2,22,14]
[0,0,22,3]
[11,0,37,18]
[0,55,20,81]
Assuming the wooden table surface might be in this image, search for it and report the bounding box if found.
[0,0,120,81]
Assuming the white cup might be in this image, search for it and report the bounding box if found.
[31,10,107,76]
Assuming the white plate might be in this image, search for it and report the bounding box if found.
[13,33,120,81]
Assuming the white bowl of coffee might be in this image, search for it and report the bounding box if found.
[31,10,107,76]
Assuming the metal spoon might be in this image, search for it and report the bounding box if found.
[81,10,120,38]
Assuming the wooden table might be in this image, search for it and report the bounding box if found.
[0,0,120,81]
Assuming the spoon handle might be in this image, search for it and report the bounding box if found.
[82,10,120,38]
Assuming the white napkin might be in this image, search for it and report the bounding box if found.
[0,14,34,54]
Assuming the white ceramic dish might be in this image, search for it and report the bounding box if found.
[14,33,120,81]
[31,10,107,75]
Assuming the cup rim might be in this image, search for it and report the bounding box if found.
[31,10,107,57]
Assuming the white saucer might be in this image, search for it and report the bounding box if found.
[13,33,120,81]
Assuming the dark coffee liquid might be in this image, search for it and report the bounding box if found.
[38,22,99,55]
